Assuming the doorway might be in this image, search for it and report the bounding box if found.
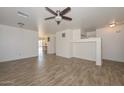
[38,40,43,56]
[38,38,48,56]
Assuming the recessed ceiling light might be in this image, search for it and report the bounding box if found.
[17,11,29,18]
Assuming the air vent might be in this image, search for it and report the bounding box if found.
[17,11,29,18]
[17,22,24,27]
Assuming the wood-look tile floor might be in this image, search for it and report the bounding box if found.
[0,53,124,86]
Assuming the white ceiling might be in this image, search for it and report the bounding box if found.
[0,7,124,35]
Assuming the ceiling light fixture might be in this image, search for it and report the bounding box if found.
[55,16,62,22]
[109,21,117,28]
[109,23,116,28]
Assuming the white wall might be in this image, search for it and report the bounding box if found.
[56,29,98,62]
[87,31,96,37]
[47,35,56,54]
[56,29,72,58]
[0,24,38,62]
[96,25,124,62]
[72,29,96,61]
[72,29,81,41]
[72,42,96,61]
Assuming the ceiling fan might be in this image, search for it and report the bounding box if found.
[44,7,72,25]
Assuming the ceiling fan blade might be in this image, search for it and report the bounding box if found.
[44,16,55,20]
[60,7,71,15]
[45,7,57,16]
[62,16,72,21]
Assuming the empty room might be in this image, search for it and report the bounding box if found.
[0,7,124,86]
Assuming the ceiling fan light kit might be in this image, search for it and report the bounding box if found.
[55,16,62,22]
[44,7,72,25]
